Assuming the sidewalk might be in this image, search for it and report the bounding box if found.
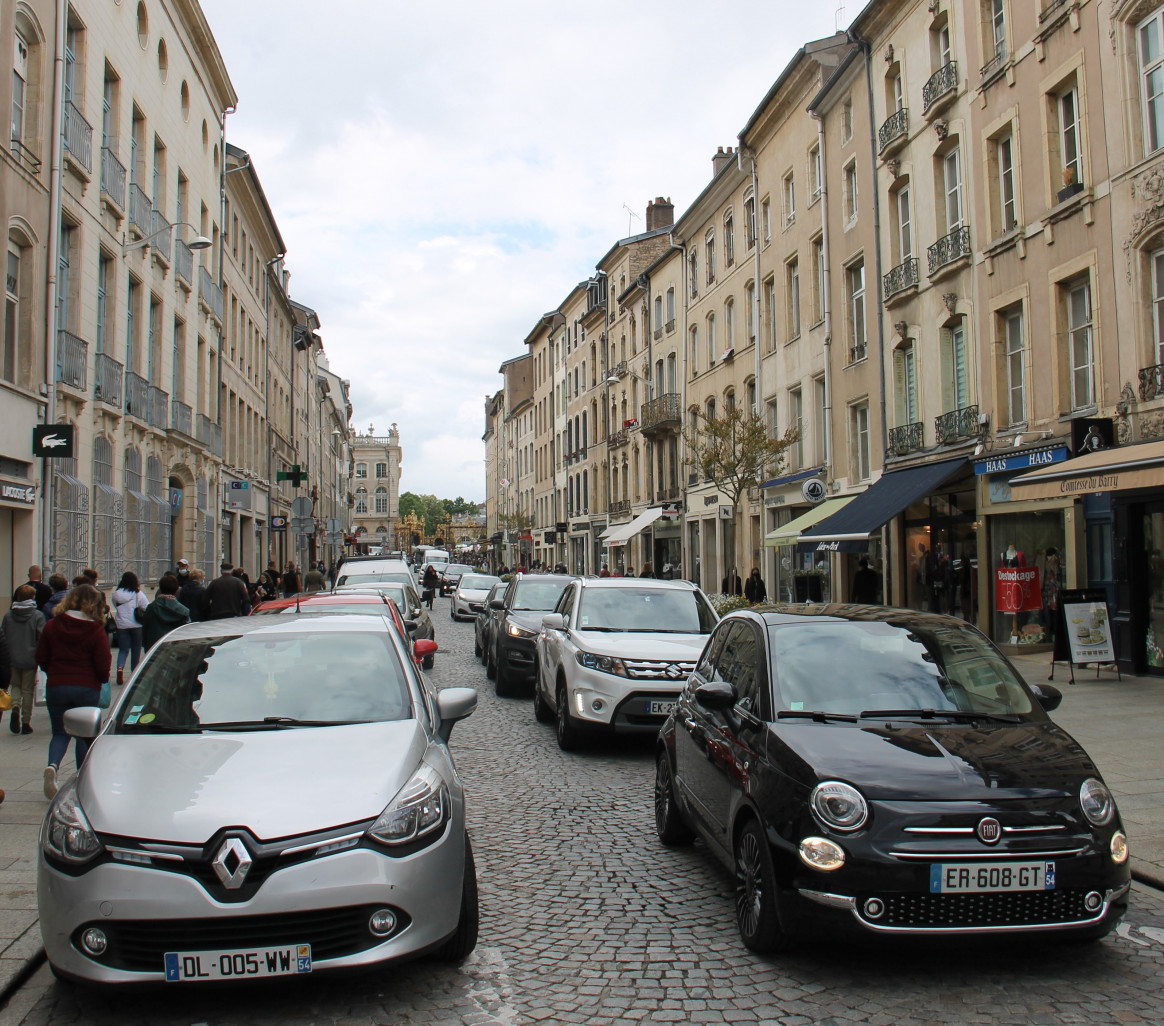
[1,658,1163,1001]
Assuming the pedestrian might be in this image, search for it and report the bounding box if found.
[81,567,111,635]
[327,563,337,587]
[303,563,326,593]
[231,567,254,614]
[42,574,70,618]
[625,565,634,578]
[178,568,207,621]
[111,571,148,684]
[422,564,439,609]
[0,624,11,731]
[201,561,250,620]
[599,565,611,578]
[744,567,767,604]
[639,563,655,578]
[141,574,191,650]
[37,583,112,799]
[174,557,191,589]
[13,565,53,610]
[263,560,282,595]
[721,570,743,596]
[282,562,301,598]
[852,557,882,604]
[2,584,45,734]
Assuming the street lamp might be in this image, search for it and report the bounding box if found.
[122,222,212,253]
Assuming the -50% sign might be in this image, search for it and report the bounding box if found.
[994,567,1042,613]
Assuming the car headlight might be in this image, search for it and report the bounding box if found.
[505,621,537,639]
[1080,777,1115,827]
[367,765,450,846]
[41,782,102,865]
[810,781,868,832]
[576,650,629,677]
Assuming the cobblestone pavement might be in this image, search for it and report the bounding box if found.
[7,597,1164,1025]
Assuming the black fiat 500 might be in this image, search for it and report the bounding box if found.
[654,605,1131,953]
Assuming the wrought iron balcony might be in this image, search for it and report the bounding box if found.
[197,413,223,457]
[150,210,172,260]
[656,486,681,502]
[174,238,193,287]
[607,428,629,448]
[653,326,663,340]
[171,399,193,436]
[1039,0,1070,22]
[665,319,675,334]
[94,353,123,408]
[1139,361,1164,402]
[148,385,169,429]
[124,371,149,419]
[981,41,1008,80]
[882,257,919,301]
[878,107,908,154]
[56,330,88,389]
[640,392,681,433]
[927,225,971,276]
[62,100,92,173]
[609,499,631,516]
[129,184,152,236]
[199,266,224,322]
[613,360,628,379]
[849,344,867,364]
[922,62,958,113]
[100,147,126,210]
[935,404,979,444]
[888,422,924,456]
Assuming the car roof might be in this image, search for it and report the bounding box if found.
[162,613,400,641]
[735,603,981,631]
[513,573,575,585]
[576,577,697,591]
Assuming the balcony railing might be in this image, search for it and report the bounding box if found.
[613,360,628,379]
[199,265,224,322]
[148,385,169,429]
[981,41,1008,79]
[94,353,123,407]
[150,210,172,260]
[174,238,193,286]
[665,319,675,333]
[927,225,971,276]
[849,343,867,363]
[1039,0,1071,22]
[888,422,924,456]
[878,107,908,153]
[935,404,979,444]
[56,330,88,389]
[197,413,223,456]
[656,486,681,502]
[124,371,149,420]
[129,183,152,236]
[653,326,663,340]
[640,392,681,433]
[883,257,919,300]
[922,62,958,112]
[171,399,193,436]
[62,100,92,173]
[1139,361,1164,402]
[609,499,631,516]
[100,147,126,210]
[607,428,629,448]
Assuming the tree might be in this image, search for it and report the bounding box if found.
[684,404,796,590]
[399,491,483,536]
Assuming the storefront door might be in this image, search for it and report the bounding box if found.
[1143,503,1164,674]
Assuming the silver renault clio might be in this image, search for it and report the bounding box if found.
[38,614,478,985]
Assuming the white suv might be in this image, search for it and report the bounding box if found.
[534,578,719,750]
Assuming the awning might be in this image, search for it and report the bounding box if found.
[1008,440,1164,500]
[764,496,854,546]
[760,466,825,490]
[603,506,666,547]
[598,520,627,541]
[799,456,968,552]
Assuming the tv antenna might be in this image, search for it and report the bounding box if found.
[835,1,846,31]
[622,203,641,236]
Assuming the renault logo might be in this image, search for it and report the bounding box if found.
[211,837,253,889]
[976,817,1002,845]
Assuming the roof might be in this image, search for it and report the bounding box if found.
[734,604,986,631]
[225,143,287,254]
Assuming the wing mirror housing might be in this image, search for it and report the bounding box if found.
[489,598,505,610]
[65,706,104,739]
[1029,683,1062,712]
[436,686,477,741]
[541,612,565,631]
[694,680,737,710]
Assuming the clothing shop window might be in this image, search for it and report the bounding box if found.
[989,512,1066,647]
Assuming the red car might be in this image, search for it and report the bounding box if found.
[250,592,436,667]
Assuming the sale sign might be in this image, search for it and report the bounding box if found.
[995,567,1042,613]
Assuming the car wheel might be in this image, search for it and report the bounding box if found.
[734,818,793,954]
[450,605,458,621]
[533,678,553,723]
[473,635,482,657]
[485,644,497,680]
[435,835,479,961]
[556,683,581,751]
[654,751,694,846]
[494,651,516,697]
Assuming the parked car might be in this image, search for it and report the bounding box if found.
[335,556,413,579]
[439,564,474,597]
[486,573,575,696]
[334,583,436,666]
[38,615,479,985]
[334,570,414,590]
[654,604,1131,953]
[475,582,507,663]
[535,578,718,750]
[451,574,501,622]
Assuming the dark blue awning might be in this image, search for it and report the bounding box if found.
[798,457,968,551]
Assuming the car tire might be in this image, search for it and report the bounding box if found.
[734,817,793,954]
[556,683,581,751]
[494,651,516,697]
[654,751,694,846]
[450,605,458,621]
[485,645,497,680]
[533,679,553,723]
[435,835,479,961]
[473,635,482,657]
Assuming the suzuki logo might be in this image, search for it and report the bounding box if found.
[976,817,1002,845]
[211,837,253,889]
[665,664,684,680]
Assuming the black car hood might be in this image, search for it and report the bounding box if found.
[774,719,1099,801]
[508,610,552,633]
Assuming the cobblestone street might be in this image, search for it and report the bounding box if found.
[8,597,1164,1025]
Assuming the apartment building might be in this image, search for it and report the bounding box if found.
[351,423,402,553]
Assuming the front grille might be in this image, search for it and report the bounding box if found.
[78,904,408,972]
[858,889,1092,929]
[622,658,695,682]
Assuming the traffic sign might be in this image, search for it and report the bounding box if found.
[291,517,315,534]
[325,531,344,545]
[291,496,313,517]
[327,518,342,533]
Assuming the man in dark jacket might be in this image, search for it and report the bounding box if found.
[2,584,44,733]
[14,565,53,610]
[201,562,250,620]
[142,575,191,649]
[178,569,207,622]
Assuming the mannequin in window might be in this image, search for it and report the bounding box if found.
[1000,544,1026,568]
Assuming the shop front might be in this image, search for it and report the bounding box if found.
[651,506,682,578]
[764,494,854,604]
[0,475,37,613]
[569,521,590,576]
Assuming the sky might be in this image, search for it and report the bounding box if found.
[197,0,843,501]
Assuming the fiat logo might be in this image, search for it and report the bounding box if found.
[976,817,1002,845]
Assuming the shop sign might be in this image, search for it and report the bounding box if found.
[994,567,1042,613]
[270,515,288,531]
[32,424,75,458]
[717,505,733,520]
[570,521,589,534]
[544,530,556,544]
[801,477,827,504]
[974,446,1069,476]
[0,481,36,505]
[1061,595,1115,664]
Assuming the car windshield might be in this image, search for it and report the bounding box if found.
[768,620,1035,718]
[336,572,412,588]
[112,631,414,732]
[578,587,717,633]
[444,564,472,575]
[512,579,571,611]
[461,574,500,590]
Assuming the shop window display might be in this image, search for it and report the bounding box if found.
[989,512,1066,646]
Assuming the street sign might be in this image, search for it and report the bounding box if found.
[325,531,344,545]
[33,424,75,458]
[291,517,315,534]
[291,496,313,517]
[327,518,342,533]
[270,515,287,530]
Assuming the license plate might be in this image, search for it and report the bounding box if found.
[646,700,676,716]
[164,944,312,981]
[930,861,1056,894]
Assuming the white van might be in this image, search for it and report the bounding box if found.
[425,549,450,565]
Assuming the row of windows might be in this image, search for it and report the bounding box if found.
[353,486,391,514]
[354,462,390,478]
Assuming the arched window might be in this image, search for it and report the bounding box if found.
[375,486,388,513]
[355,486,368,513]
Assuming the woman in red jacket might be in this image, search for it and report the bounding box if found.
[36,583,112,799]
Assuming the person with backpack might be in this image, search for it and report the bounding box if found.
[111,572,148,685]
[142,574,191,650]
[2,584,45,734]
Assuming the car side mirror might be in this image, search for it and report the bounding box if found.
[414,638,438,660]
[694,680,737,710]
[541,612,565,631]
[489,598,505,610]
[65,706,104,739]
[1029,683,1062,712]
[436,686,477,741]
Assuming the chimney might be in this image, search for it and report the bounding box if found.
[712,145,735,177]
[646,196,674,231]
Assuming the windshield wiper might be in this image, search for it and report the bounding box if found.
[859,708,1023,724]
[121,722,202,733]
[776,709,859,723]
[200,717,373,731]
